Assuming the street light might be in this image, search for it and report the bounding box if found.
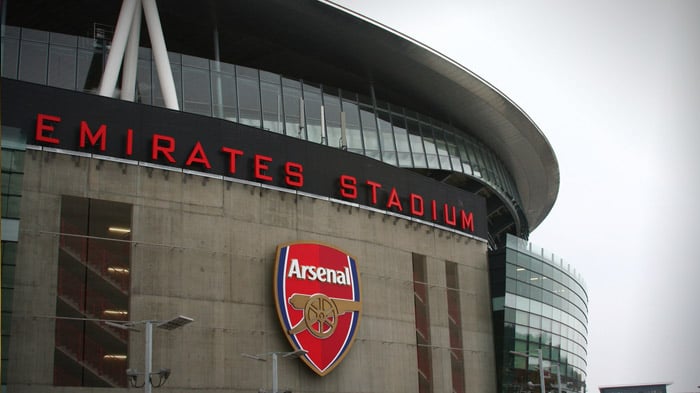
[510,349,546,393]
[241,350,307,393]
[548,364,563,393]
[107,315,194,393]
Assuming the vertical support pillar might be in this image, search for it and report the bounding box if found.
[320,104,327,144]
[121,0,142,101]
[145,321,153,393]
[213,26,224,118]
[141,0,179,110]
[538,349,545,393]
[98,0,139,98]
[299,98,305,138]
[340,111,347,150]
[272,353,278,393]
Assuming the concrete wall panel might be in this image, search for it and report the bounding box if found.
[8,154,495,392]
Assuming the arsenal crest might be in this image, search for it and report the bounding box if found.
[274,242,362,376]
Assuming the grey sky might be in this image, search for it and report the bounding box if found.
[331,1,700,391]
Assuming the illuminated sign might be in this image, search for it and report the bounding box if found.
[3,79,488,239]
[274,242,361,376]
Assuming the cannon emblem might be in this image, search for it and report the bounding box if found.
[274,242,362,376]
[288,293,362,338]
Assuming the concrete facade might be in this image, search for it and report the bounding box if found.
[8,151,496,392]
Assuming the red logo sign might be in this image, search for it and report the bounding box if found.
[274,242,362,376]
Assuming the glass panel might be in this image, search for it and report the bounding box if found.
[391,110,412,166]
[465,142,481,177]
[323,90,343,149]
[406,118,426,167]
[182,66,212,116]
[260,74,283,134]
[5,196,21,219]
[211,72,237,121]
[8,173,24,195]
[340,92,363,153]
[282,78,302,138]
[376,110,396,165]
[22,28,49,43]
[360,105,380,160]
[420,122,440,169]
[302,82,323,143]
[432,127,452,170]
[236,66,261,128]
[2,38,20,79]
[48,45,77,90]
[19,40,48,84]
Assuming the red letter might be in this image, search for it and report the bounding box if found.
[254,154,273,181]
[410,193,424,216]
[126,129,134,156]
[444,204,457,226]
[386,187,403,211]
[151,134,176,163]
[221,147,244,174]
[80,121,107,151]
[366,180,381,205]
[340,175,357,199]
[460,211,474,232]
[431,200,438,221]
[35,113,61,144]
[185,142,212,169]
[285,162,304,187]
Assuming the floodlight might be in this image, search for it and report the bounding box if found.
[157,315,194,330]
[241,353,266,362]
[282,349,308,358]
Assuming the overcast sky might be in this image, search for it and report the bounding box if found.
[331,1,700,392]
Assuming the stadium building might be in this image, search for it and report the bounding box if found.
[0,1,588,392]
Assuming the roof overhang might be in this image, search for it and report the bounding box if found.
[5,0,559,229]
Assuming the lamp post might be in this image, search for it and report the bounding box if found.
[107,315,193,393]
[510,349,545,393]
[242,350,307,393]
[548,364,563,393]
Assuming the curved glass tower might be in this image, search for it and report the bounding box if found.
[490,235,588,393]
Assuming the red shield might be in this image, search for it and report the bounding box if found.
[274,242,362,376]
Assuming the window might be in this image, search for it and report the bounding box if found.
[54,196,131,387]
[182,56,212,116]
[412,254,432,393]
[445,261,464,393]
[236,66,261,128]
[260,71,283,134]
[302,82,323,143]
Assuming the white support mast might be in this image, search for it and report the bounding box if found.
[98,0,180,110]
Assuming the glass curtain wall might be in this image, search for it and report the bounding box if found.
[490,234,588,393]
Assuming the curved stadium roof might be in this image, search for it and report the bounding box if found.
[5,0,559,231]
